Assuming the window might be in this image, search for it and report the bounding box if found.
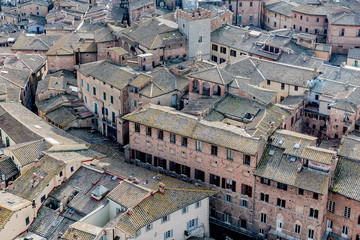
[310,208,319,219]
[146,127,152,136]
[305,28,308,33]
[277,183,287,191]
[81,79,83,87]
[230,49,237,57]
[59,171,63,177]
[261,213,267,223]
[105,108,108,116]
[220,58,226,63]
[220,47,227,54]
[25,217,30,225]
[103,92,106,100]
[187,218,198,231]
[224,194,232,203]
[93,87,96,95]
[210,174,220,186]
[198,36,202,43]
[261,178,270,186]
[158,130,164,140]
[281,83,285,90]
[195,201,201,208]
[316,17,319,22]
[70,166,74,172]
[195,169,205,181]
[146,223,153,231]
[294,13,297,18]
[357,29,360,37]
[94,103,98,114]
[308,229,314,239]
[111,96,114,104]
[295,224,301,234]
[196,141,202,151]
[41,195,46,203]
[267,80,271,85]
[314,29,318,34]
[241,184,252,197]
[211,55,218,62]
[315,95,319,100]
[294,86,298,91]
[240,199,248,208]
[342,226,348,237]
[164,230,173,239]
[112,112,115,123]
[162,215,170,223]
[274,22,276,27]
[170,133,176,143]
[260,193,269,203]
[87,83,89,91]
[306,16,309,22]
[243,155,251,165]
[182,207,188,214]
[358,215,360,225]
[340,28,345,36]
[313,193,318,200]
[298,189,304,195]
[277,198,286,208]
[299,26,302,31]
[134,100,137,107]
[250,1,253,6]
[211,145,218,156]
[224,213,231,223]
[227,149,234,160]
[212,44,218,51]
[135,123,140,133]
[181,137,187,147]
[223,178,236,191]
[344,206,351,218]
[300,15,303,20]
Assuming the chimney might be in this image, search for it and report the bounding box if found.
[159,182,165,194]
[34,159,40,168]
[8,181,13,190]
[127,208,133,215]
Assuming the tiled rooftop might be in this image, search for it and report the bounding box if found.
[255,146,330,194]
[123,104,263,155]
[301,146,336,165]
[114,188,216,237]
[107,180,150,208]
[9,156,64,201]
[331,156,360,201]
[9,139,45,167]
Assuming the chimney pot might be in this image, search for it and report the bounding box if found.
[159,182,165,194]
[8,181,13,190]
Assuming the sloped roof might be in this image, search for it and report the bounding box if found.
[338,134,360,161]
[330,12,360,26]
[0,157,18,180]
[348,48,360,60]
[301,146,336,165]
[265,1,299,17]
[47,33,80,56]
[76,60,136,90]
[0,111,42,144]
[270,129,316,157]
[107,181,150,209]
[0,66,31,89]
[331,156,360,201]
[255,146,330,194]
[45,106,77,128]
[9,139,45,167]
[188,66,234,85]
[9,156,64,201]
[122,18,180,49]
[138,68,188,98]
[11,34,61,51]
[123,104,263,155]
[115,188,216,237]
